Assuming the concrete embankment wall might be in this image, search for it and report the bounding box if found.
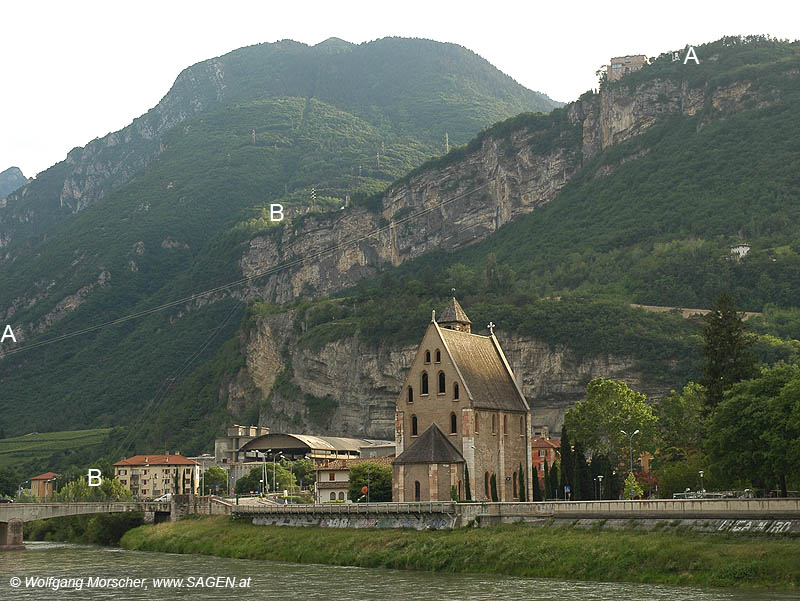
[230,499,800,533]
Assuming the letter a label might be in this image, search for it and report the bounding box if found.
[1,325,16,343]
[684,47,700,65]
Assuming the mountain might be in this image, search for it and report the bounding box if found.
[140,35,800,452]
[0,167,26,199]
[0,37,560,443]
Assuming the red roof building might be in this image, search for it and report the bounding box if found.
[30,472,60,499]
[531,437,560,483]
[113,454,200,498]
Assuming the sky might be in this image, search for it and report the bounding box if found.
[2,1,798,177]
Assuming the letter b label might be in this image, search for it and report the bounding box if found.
[270,204,284,222]
[88,468,102,487]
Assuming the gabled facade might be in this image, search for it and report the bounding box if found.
[393,298,533,502]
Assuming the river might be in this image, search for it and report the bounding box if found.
[1,542,796,600]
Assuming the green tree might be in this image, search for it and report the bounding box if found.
[464,464,472,501]
[623,472,644,499]
[701,292,758,411]
[532,467,542,501]
[0,466,20,497]
[202,466,228,495]
[656,382,706,461]
[90,458,115,480]
[560,426,573,499]
[235,464,295,495]
[707,363,800,495]
[348,462,392,502]
[565,378,658,469]
[549,462,559,500]
[490,473,499,502]
[518,462,526,501]
[543,460,551,500]
[573,440,592,500]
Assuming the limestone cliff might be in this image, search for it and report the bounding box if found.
[226,313,669,439]
[240,76,772,304]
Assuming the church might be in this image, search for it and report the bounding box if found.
[392,298,533,502]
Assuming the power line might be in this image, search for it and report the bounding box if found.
[3,178,494,358]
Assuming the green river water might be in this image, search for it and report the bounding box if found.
[1,542,797,600]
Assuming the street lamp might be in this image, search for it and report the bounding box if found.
[274,452,283,496]
[597,475,604,500]
[620,429,640,474]
[699,470,705,497]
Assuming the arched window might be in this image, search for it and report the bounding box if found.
[513,472,518,499]
[408,386,414,403]
[519,415,525,436]
[484,472,490,498]
[425,350,431,364]
[474,411,479,434]
[503,415,508,436]
[411,414,418,436]
[450,412,457,434]
[435,349,441,363]
[438,372,446,394]
[492,414,497,434]
[421,372,429,395]
[453,382,459,400]
[330,492,336,501]
[414,481,421,501]
[338,492,345,500]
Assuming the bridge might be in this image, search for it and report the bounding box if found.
[0,496,231,550]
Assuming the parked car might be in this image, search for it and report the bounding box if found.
[0,497,13,503]
[154,493,172,502]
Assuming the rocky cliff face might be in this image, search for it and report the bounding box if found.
[230,74,775,438]
[225,314,669,439]
[0,167,27,200]
[240,76,770,305]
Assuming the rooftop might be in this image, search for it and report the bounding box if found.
[113,454,200,467]
[394,425,465,465]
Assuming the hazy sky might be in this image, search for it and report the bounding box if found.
[2,1,797,177]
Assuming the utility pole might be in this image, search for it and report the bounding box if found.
[445,132,449,153]
[252,129,256,144]
[376,152,380,168]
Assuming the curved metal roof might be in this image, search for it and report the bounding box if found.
[237,432,391,454]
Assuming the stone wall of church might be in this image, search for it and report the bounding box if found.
[393,463,463,502]
[471,409,528,501]
[398,324,469,454]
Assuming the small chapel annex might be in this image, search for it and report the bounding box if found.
[392,298,533,502]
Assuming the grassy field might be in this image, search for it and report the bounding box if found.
[121,516,800,590]
[0,428,111,469]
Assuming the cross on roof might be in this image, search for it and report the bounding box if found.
[487,321,495,334]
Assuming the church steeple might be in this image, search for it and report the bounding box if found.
[438,297,472,333]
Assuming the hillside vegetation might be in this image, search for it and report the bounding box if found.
[149,36,800,453]
[0,37,557,444]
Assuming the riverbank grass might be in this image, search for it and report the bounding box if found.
[120,516,799,590]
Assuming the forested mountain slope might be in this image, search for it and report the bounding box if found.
[144,35,800,452]
[0,37,558,440]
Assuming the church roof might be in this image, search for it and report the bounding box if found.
[438,297,471,325]
[438,327,528,413]
[393,425,465,465]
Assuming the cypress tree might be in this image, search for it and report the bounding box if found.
[464,464,472,501]
[490,474,499,501]
[560,427,573,500]
[518,462,526,501]
[549,462,560,500]
[701,292,758,411]
[573,440,592,501]
[543,460,551,500]
[533,468,542,501]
